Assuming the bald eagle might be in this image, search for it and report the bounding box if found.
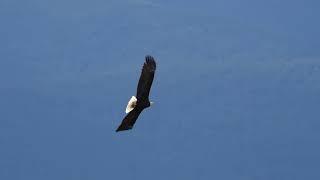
[116,55,157,132]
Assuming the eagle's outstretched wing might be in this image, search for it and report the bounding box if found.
[116,108,143,132]
[136,55,156,101]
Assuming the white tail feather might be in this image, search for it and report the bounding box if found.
[125,96,137,113]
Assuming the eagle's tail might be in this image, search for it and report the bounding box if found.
[125,96,137,113]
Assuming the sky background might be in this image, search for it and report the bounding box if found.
[1,0,320,179]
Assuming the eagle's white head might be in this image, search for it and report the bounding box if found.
[125,96,154,114]
[125,96,137,113]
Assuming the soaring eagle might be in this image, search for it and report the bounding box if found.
[116,55,157,132]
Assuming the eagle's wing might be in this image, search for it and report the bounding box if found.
[136,55,156,101]
[116,108,143,132]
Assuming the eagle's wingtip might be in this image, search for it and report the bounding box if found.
[116,126,133,132]
[145,55,154,60]
[144,55,156,70]
[145,55,156,63]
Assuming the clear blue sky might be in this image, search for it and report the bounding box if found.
[1,0,320,179]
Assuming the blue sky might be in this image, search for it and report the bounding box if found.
[1,0,320,179]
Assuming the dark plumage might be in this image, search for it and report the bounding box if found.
[116,55,157,132]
